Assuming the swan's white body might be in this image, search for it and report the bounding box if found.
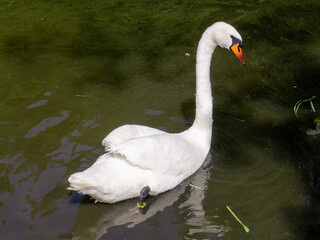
[68,22,245,203]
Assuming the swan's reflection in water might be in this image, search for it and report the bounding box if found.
[71,153,230,239]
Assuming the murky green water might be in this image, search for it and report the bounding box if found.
[1,0,320,239]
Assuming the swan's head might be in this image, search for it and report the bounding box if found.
[210,22,246,65]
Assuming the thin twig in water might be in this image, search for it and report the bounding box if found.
[189,184,202,189]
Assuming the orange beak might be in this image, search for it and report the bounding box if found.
[231,43,246,65]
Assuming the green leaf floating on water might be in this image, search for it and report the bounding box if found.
[226,205,250,233]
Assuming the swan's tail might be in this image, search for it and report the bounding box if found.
[68,172,98,193]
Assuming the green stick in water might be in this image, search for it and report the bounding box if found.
[226,205,250,233]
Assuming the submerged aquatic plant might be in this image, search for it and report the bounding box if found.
[294,96,316,119]
[294,97,320,135]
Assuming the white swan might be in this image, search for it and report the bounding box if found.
[68,22,246,204]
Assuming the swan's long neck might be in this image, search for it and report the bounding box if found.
[192,28,216,131]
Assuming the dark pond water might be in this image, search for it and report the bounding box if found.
[1,0,320,239]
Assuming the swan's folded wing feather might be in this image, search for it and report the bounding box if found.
[109,133,201,176]
[102,124,165,151]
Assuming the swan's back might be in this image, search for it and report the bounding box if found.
[102,124,165,151]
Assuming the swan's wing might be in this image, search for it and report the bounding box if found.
[109,133,204,176]
[102,124,165,151]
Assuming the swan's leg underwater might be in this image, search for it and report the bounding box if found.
[139,186,151,205]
